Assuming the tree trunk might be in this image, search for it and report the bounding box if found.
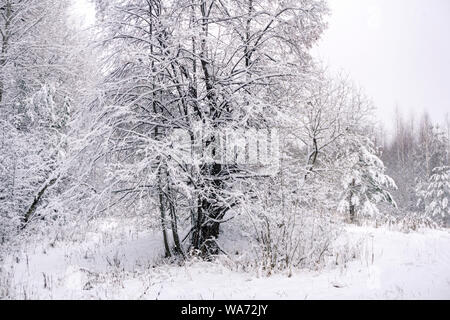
[159,192,171,258]
[349,201,355,224]
[22,174,60,228]
[193,163,225,257]
[349,179,356,223]
[167,186,184,257]
[158,169,171,258]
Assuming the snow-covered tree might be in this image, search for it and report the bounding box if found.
[338,136,397,223]
[417,166,449,226]
[380,110,449,221]
[413,119,449,214]
[82,0,329,257]
[0,0,94,244]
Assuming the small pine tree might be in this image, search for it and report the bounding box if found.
[338,137,397,223]
[418,166,449,226]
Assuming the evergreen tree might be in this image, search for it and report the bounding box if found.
[417,166,449,226]
[338,137,397,223]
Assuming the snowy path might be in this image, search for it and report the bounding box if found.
[2,224,450,299]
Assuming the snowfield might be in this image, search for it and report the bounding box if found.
[1,221,449,300]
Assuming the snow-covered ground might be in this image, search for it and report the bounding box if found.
[1,220,449,300]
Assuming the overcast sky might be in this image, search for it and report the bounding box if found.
[313,0,450,131]
[70,0,95,27]
[71,0,449,131]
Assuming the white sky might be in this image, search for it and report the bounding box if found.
[69,0,95,28]
[70,0,450,131]
[313,0,450,131]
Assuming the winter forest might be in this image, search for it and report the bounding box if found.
[0,0,449,300]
